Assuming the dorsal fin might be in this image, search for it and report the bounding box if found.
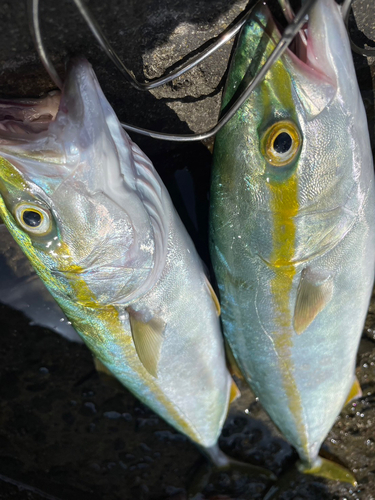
[93,356,113,377]
[128,308,166,378]
[225,340,244,380]
[229,378,241,405]
[204,276,221,316]
[344,377,362,407]
[294,267,333,335]
[93,356,125,390]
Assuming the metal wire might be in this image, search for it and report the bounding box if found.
[278,0,307,46]
[341,0,353,20]
[28,0,370,142]
[119,0,319,141]
[72,0,253,91]
[28,0,254,91]
[28,0,63,89]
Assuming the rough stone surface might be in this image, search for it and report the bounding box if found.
[0,0,374,499]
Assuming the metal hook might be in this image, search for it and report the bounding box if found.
[122,0,319,142]
[28,0,64,90]
[278,0,307,47]
[28,0,319,142]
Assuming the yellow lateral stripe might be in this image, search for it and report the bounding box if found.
[269,175,309,457]
[0,157,28,191]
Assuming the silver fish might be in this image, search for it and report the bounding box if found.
[0,59,234,454]
[210,0,375,483]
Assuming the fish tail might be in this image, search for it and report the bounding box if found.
[297,456,357,486]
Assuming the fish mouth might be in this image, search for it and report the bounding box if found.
[0,92,61,142]
[245,0,349,117]
[259,0,343,87]
[0,58,126,191]
[0,57,106,152]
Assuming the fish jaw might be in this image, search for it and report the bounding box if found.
[210,0,375,468]
[305,0,362,104]
[279,0,361,116]
[0,92,60,141]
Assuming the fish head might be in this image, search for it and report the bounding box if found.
[216,0,369,264]
[0,59,168,307]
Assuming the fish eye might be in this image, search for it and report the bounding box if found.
[14,203,52,235]
[261,121,301,167]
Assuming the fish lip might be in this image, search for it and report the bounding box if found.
[0,57,91,143]
[259,0,338,85]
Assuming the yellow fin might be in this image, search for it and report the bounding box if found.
[93,357,113,377]
[128,310,165,378]
[225,341,244,380]
[93,357,125,390]
[294,268,333,334]
[204,276,221,316]
[229,378,241,405]
[344,377,362,407]
[299,457,357,486]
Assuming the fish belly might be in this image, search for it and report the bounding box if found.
[210,167,375,466]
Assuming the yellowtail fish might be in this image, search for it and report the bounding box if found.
[0,58,234,458]
[210,0,375,483]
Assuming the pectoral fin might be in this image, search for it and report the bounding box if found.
[204,276,221,316]
[344,377,362,407]
[294,268,333,335]
[128,310,165,378]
